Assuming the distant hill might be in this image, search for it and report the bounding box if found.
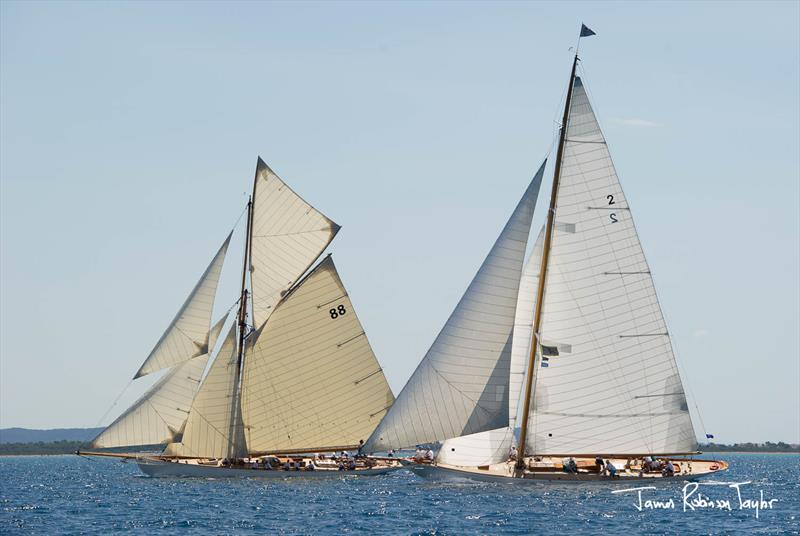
[0,427,103,444]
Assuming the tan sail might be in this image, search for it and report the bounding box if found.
[241,255,394,453]
[164,324,247,459]
[135,233,232,378]
[249,158,340,328]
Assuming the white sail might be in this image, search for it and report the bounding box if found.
[241,256,394,453]
[527,77,696,455]
[92,355,210,448]
[134,233,232,378]
[508,226,544,431]
[249,158,340,328]
[363,162,546,453]
[164,324,247,458]
[437,428,514,467]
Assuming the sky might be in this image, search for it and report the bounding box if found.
[1,1,798,444]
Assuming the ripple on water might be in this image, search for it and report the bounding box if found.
[0,454,798,534]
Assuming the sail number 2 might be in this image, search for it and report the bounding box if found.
[329,305,347,319]
[607,194,618,223]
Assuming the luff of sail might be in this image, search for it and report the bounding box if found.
[241,255,394,454]
[527,76,696,455]
[134,233,232,378]
[93,313,230,449]
[164,324,248,459]
[363,162,546,453]
[249,158,340,329]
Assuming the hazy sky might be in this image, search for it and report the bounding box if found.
[1,1,798,443]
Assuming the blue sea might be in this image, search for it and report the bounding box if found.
[1,454,797,535]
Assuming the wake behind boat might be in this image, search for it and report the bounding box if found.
[80,158,398,477]
[363,26,728,483]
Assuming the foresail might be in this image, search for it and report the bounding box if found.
[527,77,696,455]
[134,233,232,378]
[249,158,340,328]
[164,324,247,458]
[508,226,544,431]
[437,428,514,467]
[363,162,546,453]
[241,256,394,453]
[92,355,209,448]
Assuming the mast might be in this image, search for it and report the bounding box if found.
[516,53,579,469]
[229,179,255,458]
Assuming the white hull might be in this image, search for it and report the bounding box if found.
[406,458,728,484]
[136,458,399,478]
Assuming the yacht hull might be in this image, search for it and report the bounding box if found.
[406,457,728,484]
[136,458,400,478]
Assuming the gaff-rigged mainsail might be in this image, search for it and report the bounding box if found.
[241,255,394,454]
[363,162,546,453]
[134,233,232,378]
[525,77,696,455]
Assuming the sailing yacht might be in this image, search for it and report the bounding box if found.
[362,32,728,482]
[80,158,400,477]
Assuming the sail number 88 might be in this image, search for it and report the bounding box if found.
[329,305,347,319]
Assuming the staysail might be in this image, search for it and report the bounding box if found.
[241,255,394,454]
[92,354,210,448]
[164,324,247,458]
[363,162,546,453]
[93,313,229,448]
[526,76,696,455]
[249,158,340,328]
[134,233,232,378]
[508,226,544,431]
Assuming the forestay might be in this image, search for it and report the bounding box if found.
[527,77,696,455]
[364,162,546,453]
[249,158,340,328]
[134,233,232,378]
[164,324,247,459]
[241,256,394,453]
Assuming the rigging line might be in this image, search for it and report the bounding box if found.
[95,379,133,428]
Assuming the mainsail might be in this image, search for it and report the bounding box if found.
[525,77,696,455]
[249,158,340,328]
[241,255,394,453]
[363,162,546,453]
[164,324,248,459]
[134,233,232,378]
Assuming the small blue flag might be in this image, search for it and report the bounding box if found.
[706,434,715,439]
[580,24,596,38]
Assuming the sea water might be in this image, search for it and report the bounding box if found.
[1,454,797,534]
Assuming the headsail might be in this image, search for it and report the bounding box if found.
[508,226,544,431]
[363,162,546,453]
[249,158,340,328]
[164,324,247,459]
[241,256,394,454]
[134,233,232,378]
[91,354,210,448]
[526,76,696,455]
